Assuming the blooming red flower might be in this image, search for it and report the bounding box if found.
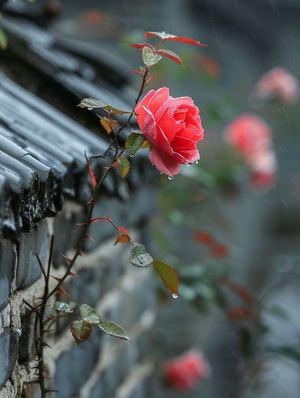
[135,87,204,176]
[163,350,209,390]
[224,114,277,190]
[254,67,299,105]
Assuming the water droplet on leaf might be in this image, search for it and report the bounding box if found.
[172,293,179,299]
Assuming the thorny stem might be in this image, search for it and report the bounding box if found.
[48,66,150,300]
[36,237,54,398]
[34,66,150,396]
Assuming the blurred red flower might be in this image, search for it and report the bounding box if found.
[224,114,277,190]
[163,350,210,390]
[254,66,299,105]
[135,87,204,176]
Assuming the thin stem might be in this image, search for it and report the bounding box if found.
[115,67,149,135]
[47,165,112,300]
[33,65,150,396]
[47,67,149,299]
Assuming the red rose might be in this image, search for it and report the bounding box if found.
[224,114,277,190]
[163,350,209,390]
[135,87,204,176]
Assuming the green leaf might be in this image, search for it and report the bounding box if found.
[142,47,162,67]
[77,98,131,115]
[267,346,300,363]
[77,98,108,110]
[53,301,74,314]
[70,320,93,345]
[0,28,7,50]
[128,243,153,268]
[238,328,253,359]
[125,133,147,157]
[98,321,131,342]
[79,304,101,324]
[117,157,130,179]
[153,259,179,295]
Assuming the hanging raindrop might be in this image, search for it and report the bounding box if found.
[168,175,173,180]
[172,293,179,299]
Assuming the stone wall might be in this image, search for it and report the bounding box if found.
[0,13,157,397]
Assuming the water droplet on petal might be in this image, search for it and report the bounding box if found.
[185,162,191,167]
[87,107,93,111]
[168,175,173,180]
[195,160,199,165]
[172,293,179,299]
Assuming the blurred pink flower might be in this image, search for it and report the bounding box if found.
[224,114,272,156]
[224,114,277,190]
[254,67,299,105]
[163,350,210,390]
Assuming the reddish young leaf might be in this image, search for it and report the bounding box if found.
[145,31,207,47]
[193,230,215,245]
[218,277,254,304]
[156,49,183,65]
[227,307,256,322]
[211,243,230,258]
[114,230,131,246]
[128,42,156,51]
[165,36,207,47]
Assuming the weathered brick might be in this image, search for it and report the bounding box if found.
[16,220,48,289]
[54,327,102,397]
[0,328,18,389]
[0,239,14,311]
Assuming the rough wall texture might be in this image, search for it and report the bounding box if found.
[0,202,156,398]
[0,12,157,397]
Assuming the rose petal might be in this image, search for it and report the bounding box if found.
[149,146,181,176]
